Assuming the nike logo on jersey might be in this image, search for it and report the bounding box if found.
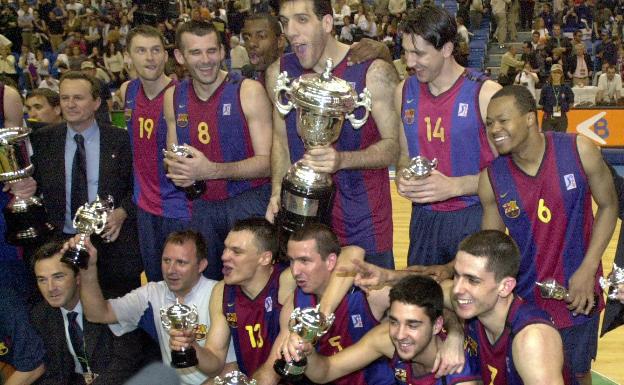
[499,191,509,198]
[576,112,607,145]
[406,98,414,103]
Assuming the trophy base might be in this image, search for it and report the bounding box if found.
[171,347,198,368]
[61,246,90,269]
[273,357,307,381]
[3,197,55,246]
[179,181,206,200]
[276,178,334,257]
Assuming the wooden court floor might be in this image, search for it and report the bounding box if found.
[389,184,624,384]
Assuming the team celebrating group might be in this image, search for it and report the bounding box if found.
[2,0,624,384]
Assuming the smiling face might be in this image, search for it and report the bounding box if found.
[35,254,80,310]
[128,34,168,82]
[451,251,503,320]
[279,0,333,70]
[388,301,442,361]
[486,95,533,155]
[174,31,224,85]
[402,33,450,84]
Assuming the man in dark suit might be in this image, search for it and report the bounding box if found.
[27,71,142,298]
[31,240,143,385]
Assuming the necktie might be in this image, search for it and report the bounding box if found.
[71,133,88,219]
[67,311,88,372]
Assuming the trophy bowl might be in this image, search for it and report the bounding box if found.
[273,59,372,254]
[214,371,257,385]
[402,156,438,180]
[0,127,54,245]
[274,305,335,381]
[536,278,597,314]
[161,299,199,368]
[61,196,109,269]
[163,143,206,200]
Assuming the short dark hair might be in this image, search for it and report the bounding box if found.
[457,230,520,281]
[389,275,443,323]
[289,223,341,260]
[175,20,220,51]
[31,240,79,275]
[244,13,282,37]
[27,88,60,107]
[164,230,207,261]
[279,0,333,21]
[230,217,278,257]
[399,4,457,50]
[126,25,166,51]
[59,71,101,100]
[491,85,537,117]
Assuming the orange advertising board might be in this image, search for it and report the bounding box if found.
[538,109,624,147]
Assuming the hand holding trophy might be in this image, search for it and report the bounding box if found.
[274,304,335,381]
[163,143,206,199]
[161,299,199,368]
[401,156,438,180]
[61,195,110,269]
[536,278,597,314]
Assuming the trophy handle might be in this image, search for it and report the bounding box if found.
[93,212,107,234]
[274,72,295,116]
[160,308,171,329]
[345,88,372,129]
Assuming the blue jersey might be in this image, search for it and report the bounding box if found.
[465,297,575,385]
[125,78,190,220]
[487,132,603,328]
[401,70,494,212]
[392,334,481,385]
[294,286,394,385]
[222,266,282,376]
[175,74,269,202]
[280,53,393,254]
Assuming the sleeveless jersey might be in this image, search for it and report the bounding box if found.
[487,132,604,328]
[391,334,481,385]
[222,266,283,376]
[125,79,191,220]
[401,70,495,212]
[174,74,269,202]
[280,53,393,254]
[465,296,575,385]
[294,286,394,385]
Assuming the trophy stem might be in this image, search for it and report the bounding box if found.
[61,233,90,269]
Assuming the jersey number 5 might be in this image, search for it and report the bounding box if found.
[487,364,498,385]
[245,323,264,348]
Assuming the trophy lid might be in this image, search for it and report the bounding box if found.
[289,58,359,114]
[166,299,194,318]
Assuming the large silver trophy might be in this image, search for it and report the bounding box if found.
[160,299,199,368]
[273,58,371,254]
[536,278,597,313]
[163,143,206,200]
[214,371,257,385]
[0,127,54,245]
[61,195,110,269]
[401,156,438,180]
[274,304,335,381]
[600,263,624,301]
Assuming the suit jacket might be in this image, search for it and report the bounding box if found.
[30,122,142,297]
[30,300,143,385]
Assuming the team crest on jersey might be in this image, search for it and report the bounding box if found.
[404,109,415,124]
[564,174,577,190]
[394,368,407,383]
[195,324,207,341]
[503,200,521,218]
[223,103,231,116]
[464,335,478,357]
[265,297,273,312]
[0,341,8,355]
[176,113,189,128]
[351,314,363,328]
[124,108,132,121]
[458,103,469,117]
[226,312,238,328]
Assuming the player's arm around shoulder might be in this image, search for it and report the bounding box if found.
[512,323,565,385]
[163,85,178,149]
[477,168,506,231]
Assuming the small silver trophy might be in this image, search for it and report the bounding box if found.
[600,263,624,301]
[274,304,335,380]
[273,58,372,254]
[214,371,257,385]
[61,195,109,269]
[536,278,597,314]
[401,156,438,180]
[163,143,206,199]
[160,299,199,368]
